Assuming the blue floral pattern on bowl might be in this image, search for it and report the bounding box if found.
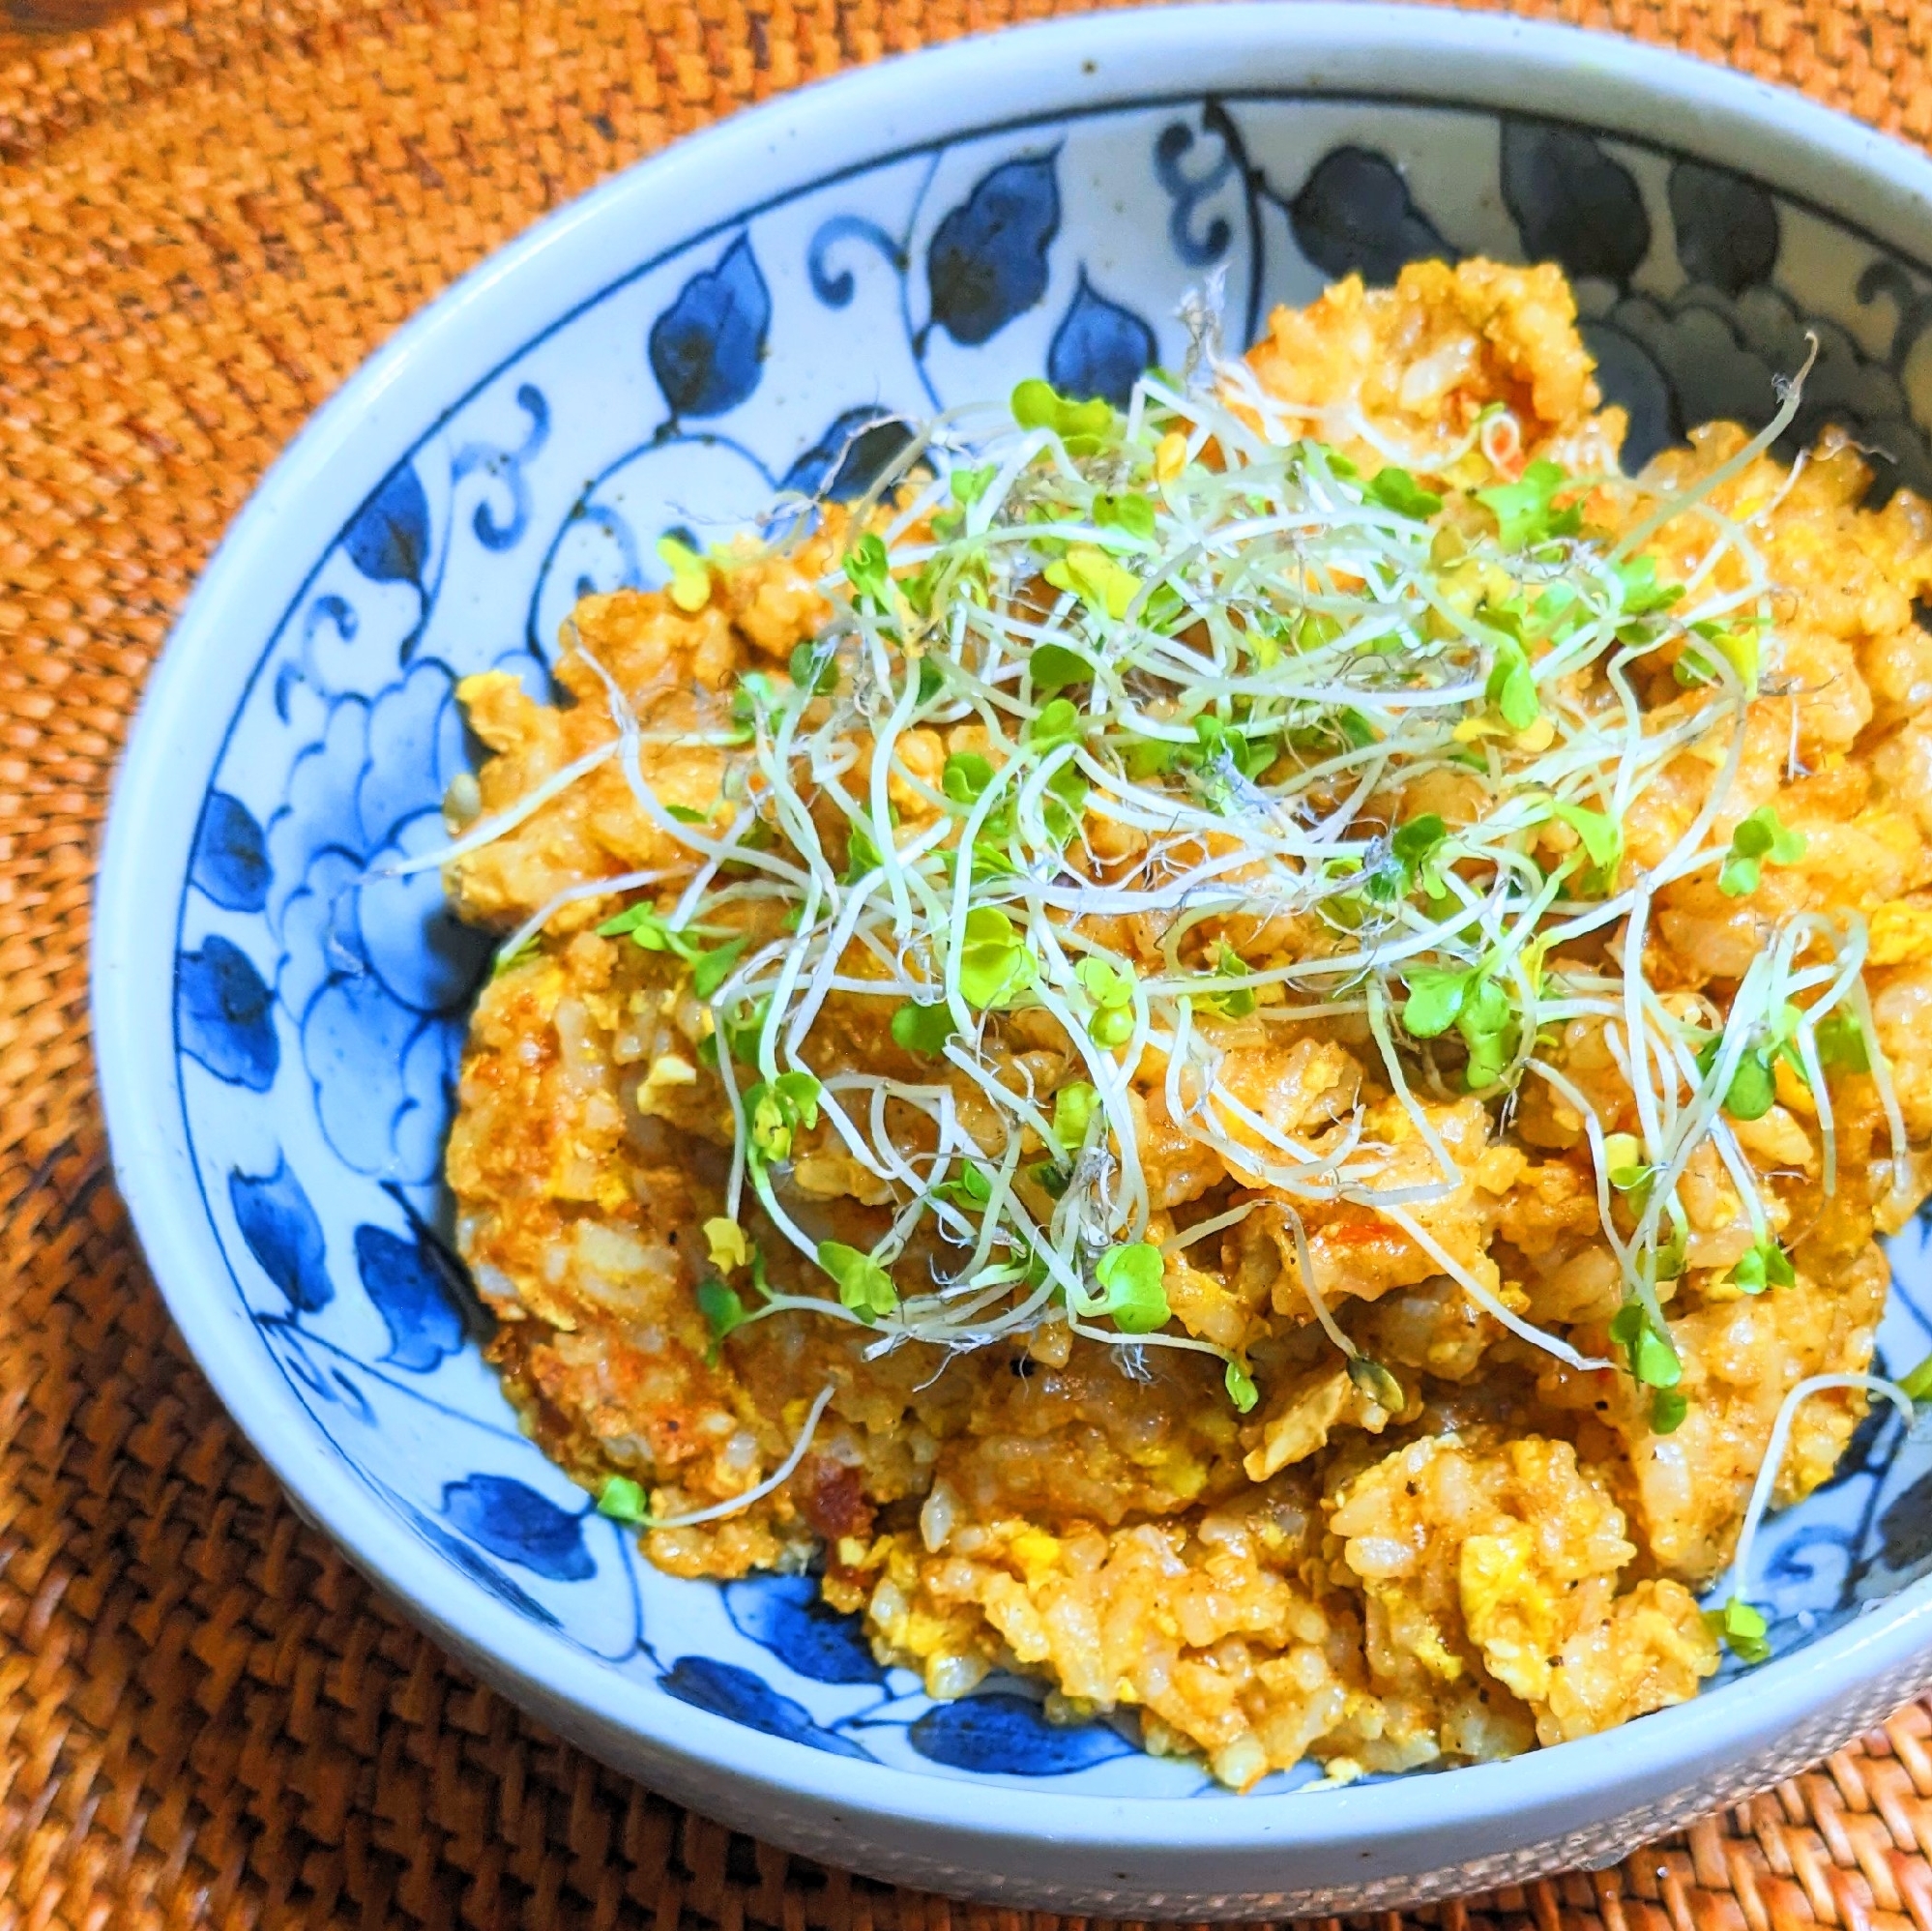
[169,89,1932,1798]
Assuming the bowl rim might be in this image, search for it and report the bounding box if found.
[93,0,1932,1875]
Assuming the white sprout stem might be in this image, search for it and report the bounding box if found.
[636,1385,838,1529]
[1725,1372,1915,1608]
[379,738,619,880]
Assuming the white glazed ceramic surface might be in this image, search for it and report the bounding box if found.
[93,5,1932,1913]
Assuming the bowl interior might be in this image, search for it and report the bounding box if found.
[156,74,1932,1800]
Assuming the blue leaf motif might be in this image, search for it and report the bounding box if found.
[191,793,271,912]
[659,1656,871,1758]
[229,1156,333,1313]
[344,460,431,586]
[354,1222,468,1371]
[1501,120,1650,286]
[452,383,551,552]
[1580,321,1677,471]
[925,153,1061,348]
[1668,160,1779,297]
[441,1475,594,1581]
[780,409,916,503]
[1881,1467,1932,1570]
[404,1504,560,1625]
[649,236,772,420]
[723,1573,884,1683]
[178,935,278,1091]
[908,1693,1133,1775]
[1046,273,1156,410]
[1290,147,1453,285]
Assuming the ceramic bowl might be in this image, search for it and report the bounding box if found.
[94,4,1932,1913]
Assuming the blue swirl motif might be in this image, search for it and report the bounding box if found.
[451,383,552,552]
[1153,117,1236,267]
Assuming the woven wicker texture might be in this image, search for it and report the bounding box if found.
[13,0,1932,1923]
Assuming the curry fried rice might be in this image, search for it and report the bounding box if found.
[438,258,1932,1788]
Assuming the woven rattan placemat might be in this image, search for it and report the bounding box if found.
[14,0,1932,1923]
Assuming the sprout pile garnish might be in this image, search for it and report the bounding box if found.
[445,339,1905,1464]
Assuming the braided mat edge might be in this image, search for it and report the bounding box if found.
[11,0,1932,1924]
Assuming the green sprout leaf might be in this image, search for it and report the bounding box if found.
[957,907,1036,1009]
[1899,1352,1932,1403]
[656,535,713,613]
[1723,1048,1777,1121]
[1719,806,1806,897]
[1053,1080,1099,1151]
[1094,491,1157,541]
[1010,378,1116,456]
[596,1474,649,1524]
[1477,458,1578,549]
[1202,942,1258,1019]
[744,1071,821,1166]
[696,1278,748,1363]
[942,751,997,805]
[1816,1011,1870,1073]
[1079,957,1136,1046]
[1093,1242,1170,1334]
[1347,1356,1406,1413]
[1363,466,1444,519]
[1703,1596,1771,1665]
[1609,1302,1682,1389]
[1031,642,1095,690]
[1611,554,1683,620]
[1728,1241,1796,1295]
[891,1000,957,1058]
[1601,1131,1652,1195]
[1391,813,1449,868]
[1486,638,1541,731]
[598,902,675,947]
[937,1159,994,1210]
[844,823,883,884]
[788,640,838,695]
[1651,1388,1688,1435]
[1078,956,1134,1009]
[1043,542,1140,620]
[1678,618,1763,693]
[951,463,997,507]
[690,935,748,1000]
[1029,697,1085,752]
[1403,967,1471,1039]
[843,531,893,610]
[1548,800,1623,889]
[1224,1357,1259,1414]
[1456,975,1516,1090]
[817,1241,898,1323]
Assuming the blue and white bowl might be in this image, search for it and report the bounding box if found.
[93,6,1932,1912]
